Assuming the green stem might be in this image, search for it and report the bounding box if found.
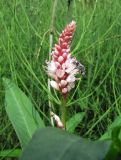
[67,0,73,23]
[48,0,58,126]
[60,97,67,129]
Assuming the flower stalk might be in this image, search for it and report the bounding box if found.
[48,0,58,126]
[60,97,66,129]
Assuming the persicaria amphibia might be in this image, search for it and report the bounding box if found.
[47,21,85,96]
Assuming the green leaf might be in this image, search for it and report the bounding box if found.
[0,149,21,158]
[66,112,85,133]
[105,127,121,160]
[99,116,121,160]
[111,127,121,152]
[3,78,45,148]
[100,116,121,140]
[20,127,111,160]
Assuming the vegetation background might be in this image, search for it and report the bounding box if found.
[0,0,121,159]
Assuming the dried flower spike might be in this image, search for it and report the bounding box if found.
[47,21,85,96]
[51,112,64,129]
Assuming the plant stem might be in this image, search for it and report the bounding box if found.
[60,97,67,129]
[48,0,58,126]
[67,0,73,23]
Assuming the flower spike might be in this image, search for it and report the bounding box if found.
[47,21,85,96]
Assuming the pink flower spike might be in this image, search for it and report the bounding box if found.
[46,20,85,96]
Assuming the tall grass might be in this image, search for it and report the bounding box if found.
[0,0,121,154]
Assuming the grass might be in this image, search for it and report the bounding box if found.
[0,0,121,158]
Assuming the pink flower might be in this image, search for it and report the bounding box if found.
[47,21,85,96]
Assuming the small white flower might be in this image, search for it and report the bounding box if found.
[56,69,65,78]
[47,61,56,76]
[67,83,75,91]
[66,75,75,83]
[50,80,59,90]
[60,80,67,87]
[62,88,68,94]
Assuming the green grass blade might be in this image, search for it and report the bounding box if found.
[100,116,121,140]
[0,149,21,158]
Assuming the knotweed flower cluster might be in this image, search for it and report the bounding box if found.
[47,21,85,96]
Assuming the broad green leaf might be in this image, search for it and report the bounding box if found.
[100,116,121,140]
[111,127,121,152]
[0,149,21,158]
[3,78,45,148]
[20,127,111,160]
[99,116,121,159]
[105,127,121,160]
[66,112,85,133]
